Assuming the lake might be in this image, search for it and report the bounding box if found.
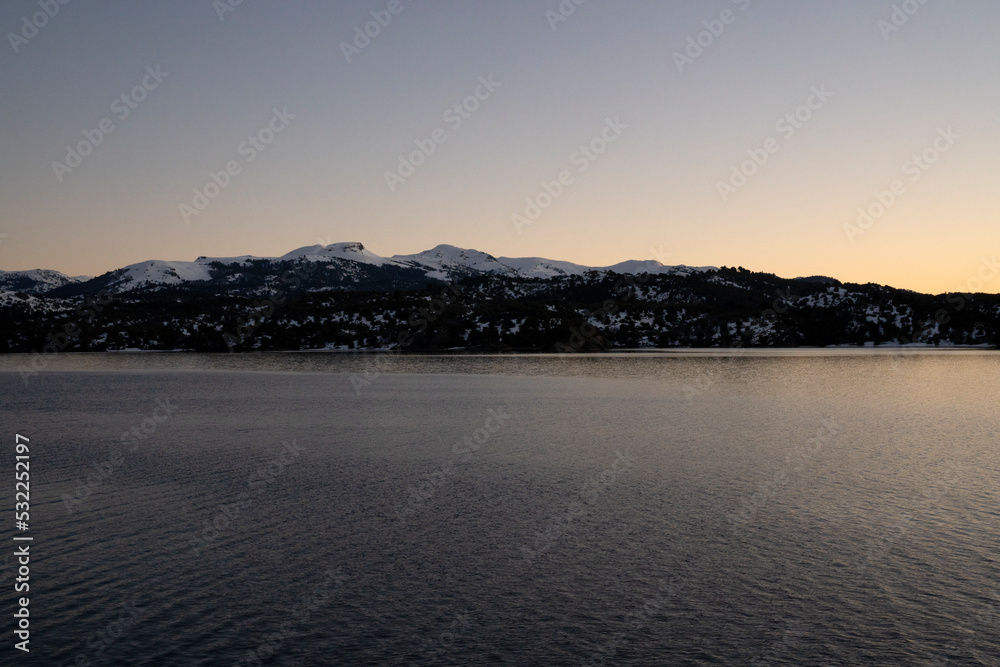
[1,350,998,665]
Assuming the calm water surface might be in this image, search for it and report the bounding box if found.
[1,350,998,665]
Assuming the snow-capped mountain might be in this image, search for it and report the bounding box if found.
[3,246,997,353]
[104,253,271,291]
[4,261,997,353]
[112,260,216,291]
[279,242,395,267]
[497,257,714,279]
[0,269,85,294]
[27,242,716,296]
[495,256,592,278]
[392,244,519,280]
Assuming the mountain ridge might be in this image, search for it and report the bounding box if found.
[2,242,997,353]
[4,242,716,297]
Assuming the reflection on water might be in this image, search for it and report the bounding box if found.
[1,350,998,664]
[0,346,995,378]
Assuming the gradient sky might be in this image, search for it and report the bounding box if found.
[1,0,998,294]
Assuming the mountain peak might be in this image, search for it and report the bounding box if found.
[327,241,366,252]
[392,245,516,280]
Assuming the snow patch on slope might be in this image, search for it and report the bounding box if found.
[0,269,83,294]
[279,242,396,267]
[497,257,593,278]
[392,244,517,280]
[114,260,214,290]
[0,290,67,311]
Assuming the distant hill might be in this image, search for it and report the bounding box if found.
[0,269,85,294]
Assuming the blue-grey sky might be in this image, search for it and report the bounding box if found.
[2,0,998,293]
